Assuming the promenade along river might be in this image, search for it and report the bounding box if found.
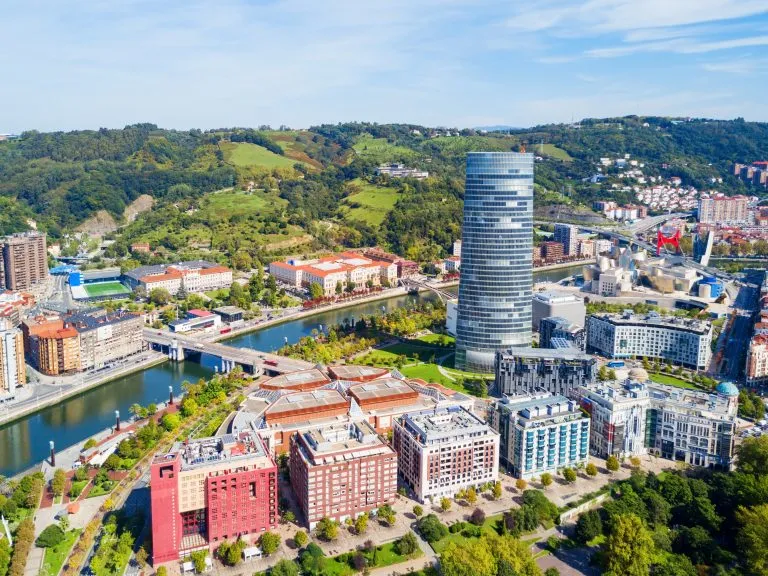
[0,266,580,477]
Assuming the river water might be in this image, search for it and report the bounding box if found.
[0,265,580,476]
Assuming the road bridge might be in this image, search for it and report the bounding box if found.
[401,278,455,301]
[143,329,314,376]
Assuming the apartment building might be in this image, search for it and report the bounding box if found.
[65,309,144,371]
[489,394,590,480]
[697,195,749,225]
[747,334,768,385]
[0,320,24,396]
[290,421,397,528]
[541,241,565,262]
[494,347,596,397]
[269,252,397,297]
[553,224,578,257]
[0,291,34,328]
[150,431,278,563]
[0,232,48,290]
[123,261,233,296]
[577,380,650,458]
[37,325,81,376]
[540,316,586,351]
[393,406,499,503]
[532,291,586,331]
[586,311,712,370]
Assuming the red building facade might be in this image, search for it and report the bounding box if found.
[150,431,278,564]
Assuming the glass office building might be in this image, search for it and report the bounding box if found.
[455,152,534,372]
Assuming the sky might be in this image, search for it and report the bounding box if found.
[2,0,768,132]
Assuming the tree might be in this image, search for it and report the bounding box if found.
[354,513,368,535]
[270,559,300,576]
[161,413,180,431]
[441,539,496,576]
[516,478,528,491]
[417,514,448,543]
[586,463,598,477]
[440,497,452,512]
[300,543,327,575]
[574,510,603,544]
[395,531,419,556]
[309,282,324,300]
[35,524,65,548]
[642,490,671,527]
[737,436,768,476]
[51,469,66,498]
[149,287,171,305]
[606,456,620,473]
[335,282,343,295]
[232,250,252,271]
[470,508,486,526]
[156,567,168,576]
[377,504,396,526]
[466,487,477,505]
[736,504,768,575]
[629,456,641,469]
[180,397,199,418]
[605,514,653,576]
[190,551,208,573]
[282,510,296,524]
[562,468,577,483]
[293,530,308,548]
[493,481,503,500]
[673,526,714,565]
[135,547,148,569]
[83,438,97,450]
[654,555,697,576]
[316,517,338,541]
[541,473,553,488]
[598,365,609,381]
[544,569,560,576]
[260,531,281,555]
[413,505,423,517]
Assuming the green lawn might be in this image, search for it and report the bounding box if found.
[649,373,700,390]
[87,481,115,498]
[352,134,419,162]
[204,189,286,217]
[342,179,401,226]
[69,480,89,499]
[430,512,505,554]
[538,144,573,161]
[41,529,82,576]
[221,142,305,169]
[400,363,457,388]
[416,333,455,345]
[84,281,132,298]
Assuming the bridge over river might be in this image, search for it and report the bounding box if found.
[143,328,314,376]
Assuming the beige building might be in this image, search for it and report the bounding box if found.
[66,310,144,371]
[124,261,233,296]
[697,196,749,225]
[0,232,48,291]
[0,320,25,395]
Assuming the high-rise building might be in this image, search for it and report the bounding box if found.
[0,232,48,291]
[540,316,586,350]
[393,406,499,503]
[489,394,590,480]
[0,320,24,396]
[290,421,397,529]
[455,152,534,372]
[697,196,749,225]
[150,431,278,563]
[553,224,578,256]
[494,347,596,397]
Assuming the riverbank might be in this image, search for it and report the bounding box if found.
[0,352,169,428]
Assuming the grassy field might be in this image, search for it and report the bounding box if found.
[352,134,419,163]
[87,480,115,498]
[84,281,132,298]
[416,333,455,345]
[204,189,286,217]
[342,179,401,226]
[426,135,515,154]
[41,529,82,576]
[537,143,573,161]
[220,142,304,169]
[649,373,700,390]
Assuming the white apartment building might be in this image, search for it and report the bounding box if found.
[747,335,768,384]
[577,380,650,458]
[697,196,749,225]
[489,394,590,480]
[452,240,462,257]
[586,311,712,370]
[393,407,499,503]
[124,261,232,296]
[531,291,586,331]
[269,252,397,297]
[0,320,24,395]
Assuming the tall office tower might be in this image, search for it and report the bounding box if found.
[0,319,25,395]
[0,232,48,290]
[455,152,534,371]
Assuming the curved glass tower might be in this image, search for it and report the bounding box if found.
[455,152,534,372]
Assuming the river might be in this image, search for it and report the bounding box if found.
[0,265,581,476]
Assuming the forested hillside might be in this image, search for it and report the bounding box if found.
[1,117,767,267]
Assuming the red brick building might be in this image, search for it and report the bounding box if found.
[150,431,277,564]
[289,420,397,528]
[542,241,565,261]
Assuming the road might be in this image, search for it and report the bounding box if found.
[716,284,759,380]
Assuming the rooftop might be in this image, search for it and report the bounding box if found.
[265,389,348,418]
[297,421,393,465]
[534,291,584,305]
[400,406,495,444]
[348,378,419,403]
[499,347,595,362]
[328,365,390,382]
[591,311,711,334]
[64,309,140,333]
[156,430,272,471]
[498,394,585,422]
[260,368,330,391]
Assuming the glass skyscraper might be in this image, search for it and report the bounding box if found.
[455,152,534,372]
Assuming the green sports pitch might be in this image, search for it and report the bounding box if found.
[83,281,132,298]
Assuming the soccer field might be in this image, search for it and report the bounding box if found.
[84,281,132,298]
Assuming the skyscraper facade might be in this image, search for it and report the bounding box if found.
[0,232,48,291]
[455,152,534,371]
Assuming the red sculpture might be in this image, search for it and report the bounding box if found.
[656,225,681,256]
